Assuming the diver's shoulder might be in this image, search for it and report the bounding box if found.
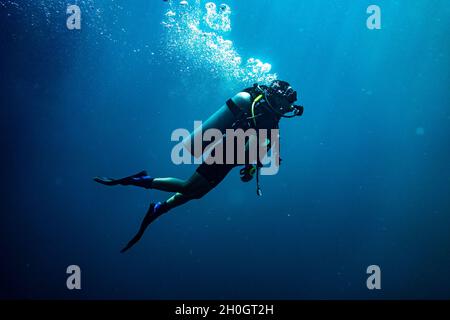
[231,91,252,108]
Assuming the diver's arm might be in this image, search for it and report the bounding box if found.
[244,134,272,165]
[240,136,273,182]
[247,128,282,167]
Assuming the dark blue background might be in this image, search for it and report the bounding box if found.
[0,0,449,299]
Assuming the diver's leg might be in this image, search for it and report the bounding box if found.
[120,173,213,253]
[94,171,205,193]
[151,172,211,194]
[149,178,187,193]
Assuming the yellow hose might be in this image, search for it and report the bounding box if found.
[251,94,264,127]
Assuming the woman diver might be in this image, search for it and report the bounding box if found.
[94,80,304,252]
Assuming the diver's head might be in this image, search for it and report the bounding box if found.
[266,80,298,114]
[269,80,298,103]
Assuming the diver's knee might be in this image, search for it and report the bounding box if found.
[178,186,202,199]
[188,192,205,200]
[178,181,192,194]
[186,188,210,200]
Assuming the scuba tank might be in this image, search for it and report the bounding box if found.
[183,105,235,158]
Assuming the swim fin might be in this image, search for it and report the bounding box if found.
[120,202,163,253]
[93,171,153,189]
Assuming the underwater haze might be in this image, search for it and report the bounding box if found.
[0,0,449,299]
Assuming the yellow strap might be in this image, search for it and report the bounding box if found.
[251,94,264,127]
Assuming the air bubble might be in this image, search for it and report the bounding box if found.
[205,2,216,11]
[219,4,231,14]
[162,1,277,84]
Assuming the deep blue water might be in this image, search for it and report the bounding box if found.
[0,0,449,299]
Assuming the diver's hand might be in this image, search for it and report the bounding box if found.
[240,165,257,183]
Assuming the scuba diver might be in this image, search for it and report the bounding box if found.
[94,80,303,253]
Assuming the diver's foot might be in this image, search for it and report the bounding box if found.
[93,176,120,186]
[120,202,163,253]
[93,171,153,188]
[142,202,163,227]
